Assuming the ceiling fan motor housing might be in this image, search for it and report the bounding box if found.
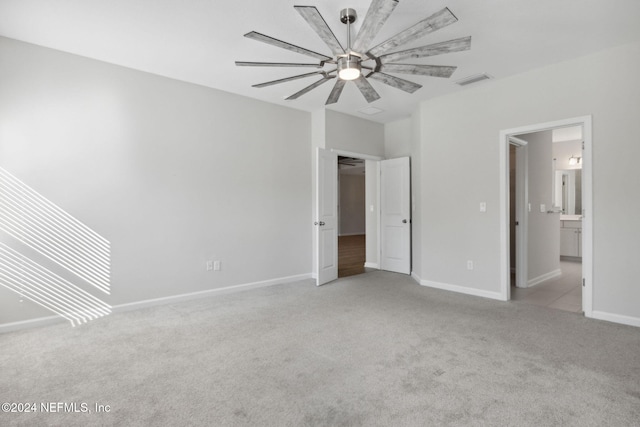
[338,55,362,80]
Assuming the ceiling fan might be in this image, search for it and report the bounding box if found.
[235,0,471,105]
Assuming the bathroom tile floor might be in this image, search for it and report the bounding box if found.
[511,260,582,313]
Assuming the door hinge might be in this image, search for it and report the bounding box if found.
[582,278,585,287]
[582,140,585,150]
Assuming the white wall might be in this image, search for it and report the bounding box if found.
[384,117,412,158]
[518,130,560,284]
[416,40,640,324]
[325,110,384,157]
[365,160,379,267]
[0,37,312,325]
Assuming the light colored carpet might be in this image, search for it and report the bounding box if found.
[1,271,639,426]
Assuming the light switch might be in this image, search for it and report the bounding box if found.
[479,202,487,212]
[540,204,546,213]
[370,205,374,212]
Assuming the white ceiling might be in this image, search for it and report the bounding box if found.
[1,0,640,123]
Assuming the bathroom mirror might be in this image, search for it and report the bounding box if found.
[554,169,582,215]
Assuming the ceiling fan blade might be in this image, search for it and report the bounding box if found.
[295,6,345,56]
[367,8,458,58]
[326,79,346,105]
[244,31,332,61]
[366,72,422,93]
[236,61,323,68]
[351,0,398,54]
[252,71,325,88]
[379,36,472,63]
[286,75,335,100]
[353,76,381,103]
[380,64,457,78]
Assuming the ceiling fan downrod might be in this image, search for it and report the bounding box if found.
[338,8,361,81]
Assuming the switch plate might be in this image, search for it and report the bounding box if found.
[213,260,221,271]
[540,204,546,213]
[480,202,487,212]
[206,261,213,271]
[467,260,474,270]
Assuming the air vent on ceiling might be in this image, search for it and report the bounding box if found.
[455,73,493,86]
[358,107,384,116]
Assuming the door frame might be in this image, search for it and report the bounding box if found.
[317,149,382,279]
[509,136,528,289]
[499,116,593,316]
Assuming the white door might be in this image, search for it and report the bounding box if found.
[381,157,411,274]
[315,148,338,286]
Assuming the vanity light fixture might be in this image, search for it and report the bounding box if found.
[569,155,582,166]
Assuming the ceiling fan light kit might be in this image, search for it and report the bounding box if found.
[236,0,471,105]
[338,55,361,81]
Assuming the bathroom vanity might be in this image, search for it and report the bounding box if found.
[560,215,582,258]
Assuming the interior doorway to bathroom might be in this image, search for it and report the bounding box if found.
[500,116,592,316]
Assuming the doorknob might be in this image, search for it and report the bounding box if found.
[402,219,408,223]
[319,221,325,226]
[314,221,325,226]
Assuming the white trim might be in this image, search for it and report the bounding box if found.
[0,315,65,333]
[0,273,313,334]
[411,271,421,284]
[114,273,312,312]
[364,262,379,269]
[509,136,529,146]
[527,269,562,288]
[591,311,640,328]
[514,143,528,288]
[420,280,504,301]
[330,149,383,161]
[499,116,593,317]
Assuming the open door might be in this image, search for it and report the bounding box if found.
[381,157,411,274]
[315,148,338,286]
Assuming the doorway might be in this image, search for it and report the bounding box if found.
[499,116,592,317]
[338,156,366,278]
[315,149,411,286]
[509,128,584,312]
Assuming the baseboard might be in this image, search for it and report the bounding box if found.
[0,273,313,334]
[411,271,421,284]
[0,315,66,334]
[527,269,562,287]
[113,273,313,313]
[590,310,640,328]
[364,262,379,269]
[420,279,503,301]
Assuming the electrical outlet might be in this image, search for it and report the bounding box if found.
[206,260,213,271]
[213,260,221,271]
[467,260,474,270]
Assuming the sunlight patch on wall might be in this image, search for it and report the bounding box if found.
[0,167,110,294]
[0,243,111,326]
[0,167,111,326]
